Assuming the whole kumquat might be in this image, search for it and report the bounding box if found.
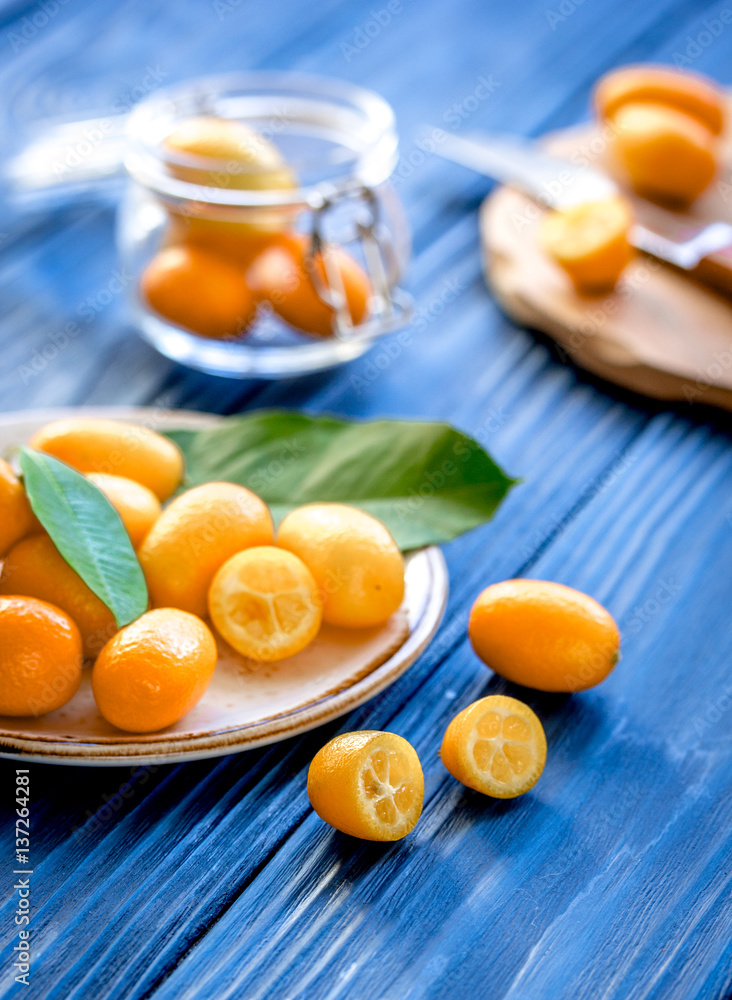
[141,245,257,340]
[539,196,634,294]
[469,579,620,692]
[0,595,83,716]
[0,534,117,659]
[29,418,184,501]
[163,116,298,242]
[138,481,274,618]
[86,473,161,549]
[92,608,217,733]
[247,236,371,337]
[164,116,296,193]
[0,458,38,556]
[277,503,404,628]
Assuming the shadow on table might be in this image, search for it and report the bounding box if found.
[526,320,732,438]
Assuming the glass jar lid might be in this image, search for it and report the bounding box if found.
[124,71,400,210]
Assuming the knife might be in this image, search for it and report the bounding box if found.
[432,130,732,289]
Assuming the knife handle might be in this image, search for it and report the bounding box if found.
[686,246,732,297]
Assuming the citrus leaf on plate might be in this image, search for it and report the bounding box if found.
[19,448,148,627]
[165,411,517,550]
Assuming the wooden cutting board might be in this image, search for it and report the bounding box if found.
[481,119,732,410]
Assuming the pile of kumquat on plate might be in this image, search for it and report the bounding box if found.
[0,415,621,843]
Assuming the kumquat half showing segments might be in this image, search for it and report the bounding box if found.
[441,695,547,799]
[307,731,424,841]
[208,546,322,662]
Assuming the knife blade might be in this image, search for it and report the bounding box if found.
[432,130,732,273]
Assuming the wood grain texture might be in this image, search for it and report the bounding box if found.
[1,0,732,999]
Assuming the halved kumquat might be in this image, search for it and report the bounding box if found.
[539,196,634,294]
[208,546,322,662]
[594,63,726,136]
[441,695,547,799]
[308,731,424,841]
[608,101,717,206]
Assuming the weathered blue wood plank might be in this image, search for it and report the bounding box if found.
[0,356,652,1000]
[2,0,732,998]
[144,416,732,1000]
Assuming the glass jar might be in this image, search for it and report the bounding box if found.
[117,72,412,379]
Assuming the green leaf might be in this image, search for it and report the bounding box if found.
[165,411,517,550]
[19,448,148,627]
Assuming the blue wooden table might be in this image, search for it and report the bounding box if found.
[2,1,732,997]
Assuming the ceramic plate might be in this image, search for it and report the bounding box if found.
[0,407,448,765]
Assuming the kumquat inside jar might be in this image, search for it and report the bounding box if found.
[118,71,412,378]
